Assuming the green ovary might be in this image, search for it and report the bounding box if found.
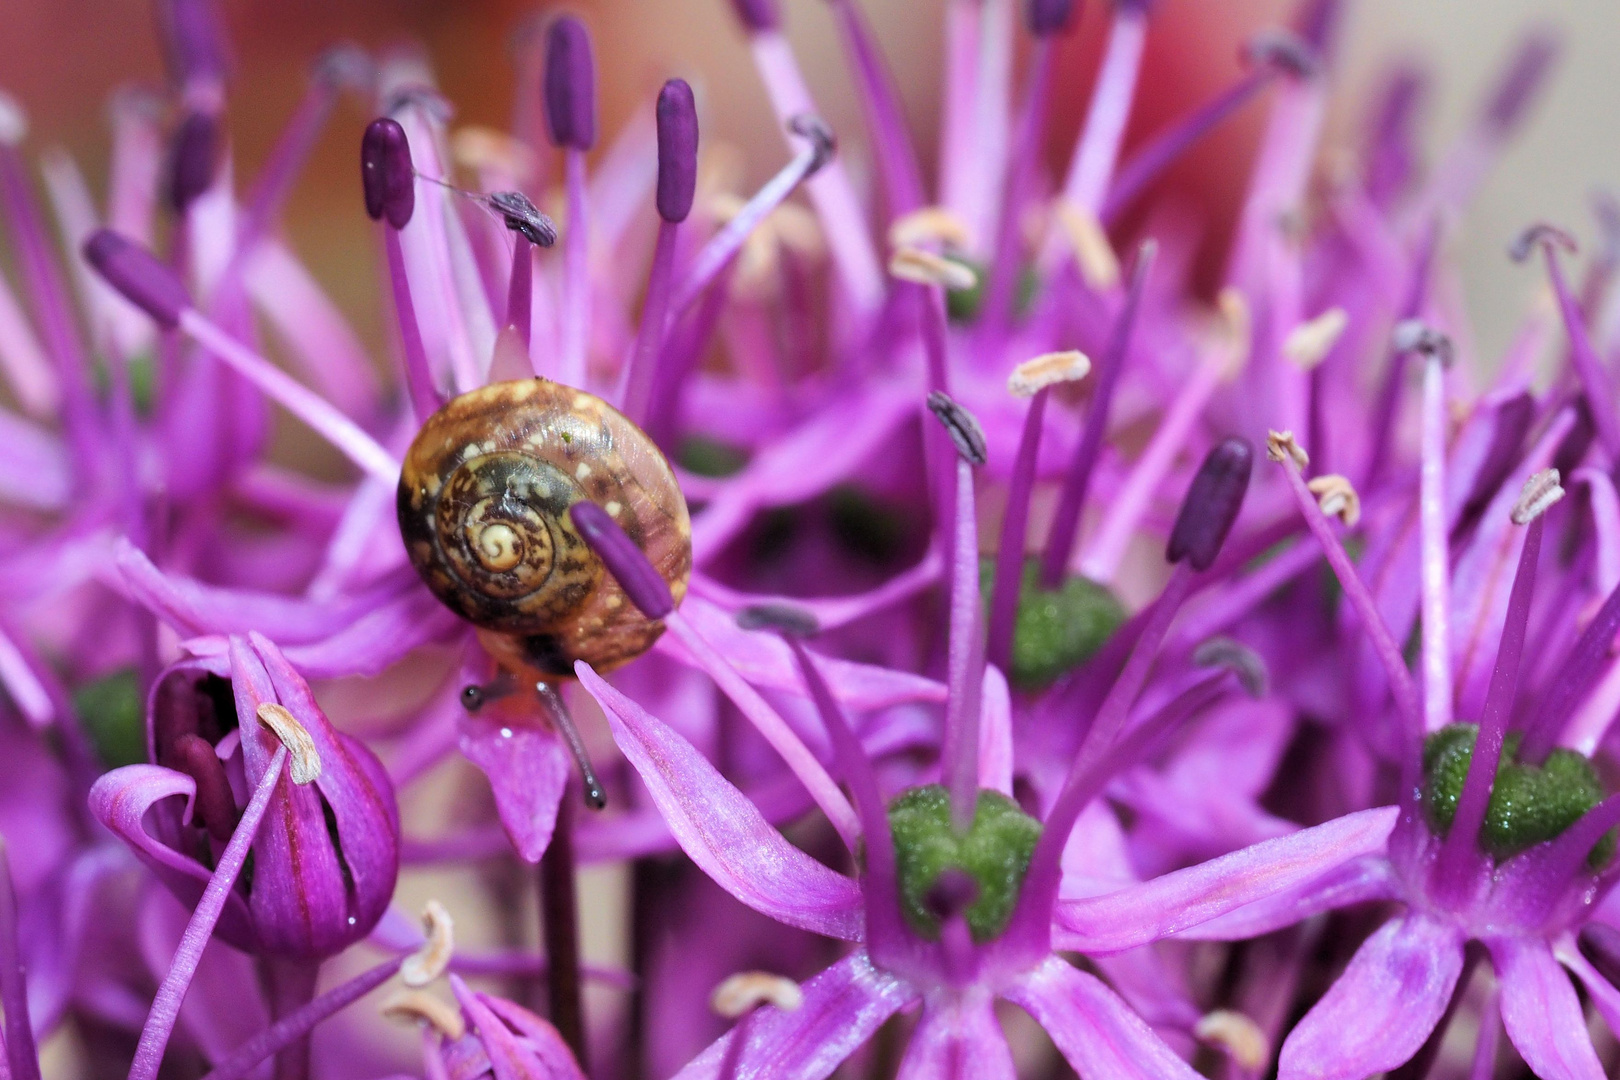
[1422,724,1613,865]
[887,784,1043,944]
[979,557,1126,690]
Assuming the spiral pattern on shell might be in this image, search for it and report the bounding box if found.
[398,379,692,677]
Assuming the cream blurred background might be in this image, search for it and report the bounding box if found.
[1,0,1616,362]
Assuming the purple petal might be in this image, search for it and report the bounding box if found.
[1055,808,1398,953]
[1277,913,1466,1080]
[458,711,569,863]
[1489,937,1605,1080]
[1174,854,1398,941]
[1555,934,1620,1040]
[673,951,915,1080]
[896,995,1015,1080]
[1005,957,1201,1080]
[578,663,865,940]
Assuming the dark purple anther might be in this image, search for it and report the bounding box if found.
[730,0,781,32]
[544,17,597,152]
[736,603,820,637]
[83,229,193,330]
[926,391,989,466]
[569,501,675,619]
[361,118,415,229]
[656,79,700,224]
[1166,437,1253,570]
[159,0,230,89]
[1028,0,1079,36]
[167,111,220,214]
[1484,31,1559,137]
[788,115,838,175]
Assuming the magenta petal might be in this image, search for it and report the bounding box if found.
[579,662,865,941]
[1173,855,1398,942]
[896,994,1015,1080]
[87,764,258,949]
[1277,913,1466,1080]
[1005,957,1201,1080]
[1555,934,1620,1040]
[1055,808,1398,953]
[672,951,916,1080]
[458,712,569,863]
[1488,937,1605,1080]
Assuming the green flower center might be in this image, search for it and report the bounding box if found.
[887,784,1042,944]
[1422,723,1613,865]
[74,668,147,768]
[979,557,1126,690]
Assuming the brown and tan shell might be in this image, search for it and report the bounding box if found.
[397,378,692,679]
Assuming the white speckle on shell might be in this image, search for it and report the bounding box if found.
[604,501,622,516]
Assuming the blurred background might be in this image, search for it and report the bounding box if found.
[1,0,1616,363]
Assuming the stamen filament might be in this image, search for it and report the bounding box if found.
[986,389,1048,673]
[129,744,289,1080]
[825,0,924,216]
[505,235,532,349]
[560,149,590,388]
[385,227,440,421]
[622,221,679,423]
[1419,350,1453,731]
[1516,576,1620,764]
[0,840,40,1080]
[942,456,985,830]
[981,39,1055,330]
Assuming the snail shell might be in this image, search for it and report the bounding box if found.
[397,378,692,678]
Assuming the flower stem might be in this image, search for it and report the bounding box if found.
[540,778,588,1070]
[263,957,320,1080]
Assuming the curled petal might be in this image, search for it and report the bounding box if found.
[1005,957,1201,1080]
[1489,937,1605,1080]
[1055,808,1398,953]
[1278,914,1466,1080]
[580,663,864,940]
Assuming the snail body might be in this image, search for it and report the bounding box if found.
[398,378,691,678]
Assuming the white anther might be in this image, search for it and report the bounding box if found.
[1054,202,1121,290]
[888,247,977,291]
[888,206,973,251]
[1008,350,1092,398]
[401,900,454,988]
[381,990,466,1041]
[711,972,804,1019]
[0,92,27,147]
[1195,1010,1270,1072]
[1392,318,1455,366]
[255,703,322,785]
[1215,289,1252,378]
[1265,430,1309,469]
[1283,307,1349,370]
[1512,468,1565,525]
[1307,474,1361,527]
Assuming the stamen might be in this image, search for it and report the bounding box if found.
[1007,349,1090,398]
[567,502,676,619]
[361,118,415,229]
[488,190,556,247]
[1195,1010,1270,1072]
[1512,468,1565,525]
[381,990,466,1041]
[129,745,291,1080]
[171,732,240,842]
[1166,438,1254,571]
[889,246,977,291]
[1192,637,1270,698]
[1265,429,1310,469]
[166,111,220,216]
[1244,29,1319,79]
[402,901,455,987]
[710,972,804,1019]
[1517,575,1620,764]
[1027,0,1078,36]
[728,0,780,32]
[1306,473,1361,527]
[926,391,989,465]
[1481,30,1559,138]
[544,16,597,152]
[536,682,607,811]
[256,703,322,785]
[1418,337,1453,731]
[1039,241,1155,587]
[889,206,973,250]
[1283,307,1348,369]
[1054,202,1121,290]
[734,603,821,638]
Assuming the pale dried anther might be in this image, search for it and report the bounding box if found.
[452,126,538,183]
[1193,637,1269,698]
[1511,467,1565,525]
[1055,202,1121,290]
[1195,1010,1270,1072]
[711,972,804,1019]
[889,206,973,251]
[889,247,976,291]
[1265,430,1309,469]
[1008,350,1091,398]
[401,900,454,987]
[381,989,466,1041]
[1215,289,1252,377]
[1283,307,1349,370]
[256,703,322,785]
[1307,474,1361,527]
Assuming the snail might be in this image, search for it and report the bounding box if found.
[397,377,692,684]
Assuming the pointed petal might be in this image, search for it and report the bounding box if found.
[1005,957,1201,1080]
[1055,808,1398,953]
[1554,934,1620,1040]
[458,713,569,863]
[1489,937,1605,1080]
[673,951,916,1080]
[1173,855,1398,941]
[578,664,865,940]
[896,994,1015,1080]
[1278,914,1465,1080]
